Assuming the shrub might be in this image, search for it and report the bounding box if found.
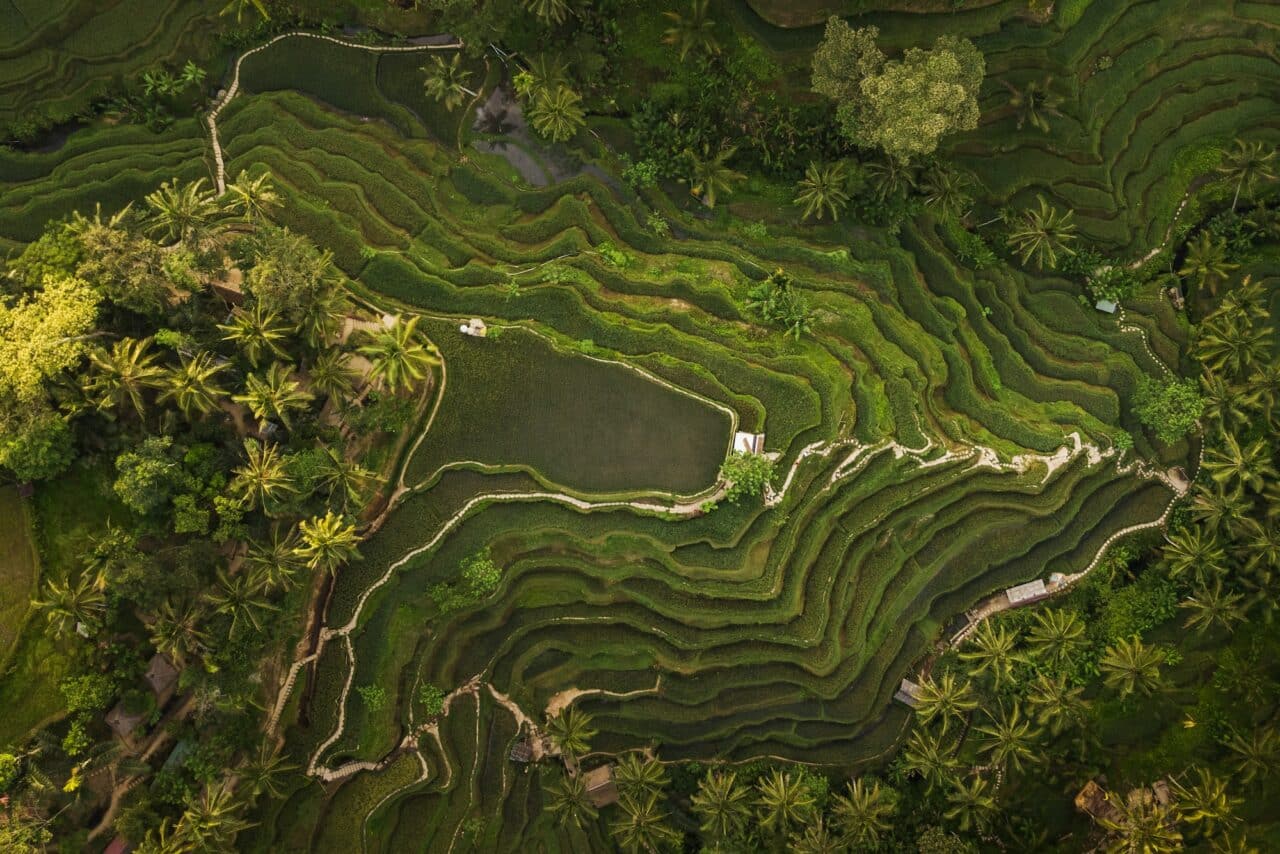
[1132,376,1203,444]
[418,683,446,718]
[622,158,659,189]
[357,684,387,712]
[720,452,775,502]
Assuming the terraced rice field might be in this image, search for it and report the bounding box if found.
[3,2,1270,843]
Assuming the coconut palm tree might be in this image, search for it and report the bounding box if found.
[900,728,958,791]
[691,769,752,842]
[1026,672,1091,736]
[663,0,720,61]
[1099,790,1183,853]
[358,316,439,395]
[220,0,269,23]
[422,53,474,112]
[1026,608,1086,668]
[1100,636,1165,699]
[1162,526,1227,584]
[1200,371,1257,435]
[233,363,315,430]
[1189,483,1250,536]
[222,170,280,223]
[683,144,744,210]
[1007,195,1077,270]
[318,445,379,512]
[298,289,346,350]
[86,337,164,420]
[545,772,598,829]
[245,525,305,591]
[794,161,850,222]
[218,304,291,368]
[1202,434,1277,494]
[959,620,1020,689]
[615,753,669,800]
[1218,139,1277,211]
[1172,767,1239,834]
[135,818,185,854]
[522,0,570,25]
[307,348,356,403]
[145,178,221,246]
[1224,726,1278,784]
[240,744,297,801]
[33,575,106,638]
[1241,518,1280,577]
[790,818,840,854]
[1196,312,1270,380]
[865,157,918,202]
[295,511,361,574]
[830,778,897,849]
[755,769,816,837]
[922,165,975,222]
[943,775,996,834]
[1001,77,1064,133]
[611,791,680,853]
[158,351,228,420]
[202,567,276,635]
[546,706,596,760]
[1182,581,1244,635]
[913,672,978,736]
[974,702,1041,774]
[179,782,254,849]
[528,85,587,142]
[148,599,209,668]
[1179,231,1239,298]
[231,439,296,513]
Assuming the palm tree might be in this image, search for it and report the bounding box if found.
[922,165,975,222]
[1100,636,1164,699]
[1181,579,1245,636]
[830,778,897,849]
[1178,231,1239,297]
[86,337,164,419]
[219,304,291,367]
[422,53,474,112]
[1007,195,1077,270]
[865,157,918,202]
[1202,434,1276,494]
[222,170,280,223]
[1172,767,1239,834]
[297,289,346,350]
[755,769,816,837]
[1189,483,1250,536]
[1247,359,1280,428]
[145,178,221,246]
[900,728,958,791]
[358,316,439,394]
[794,161,850,222]
[33,575,106,638]
[943,775,997,834]
[790,818,841,854]
[1196,312,1269,380]
[134,818,185,854]
[1218,139,1277,211]
[546,706,596,760]
[522,0,570,26]
[974,702,1041,774]
[158,351,228,420]
[611,791,680,853]
[295,511,361,574]
[959,620,1019,689]
[615,753,669,800]
[1099,790,1183,853]
[691,769,751,842]
[527,86,586,144]
[683,144,744,209]
[231,438,296,513]
[912,672,978,735]
[1162,526,1227,584]
[544,772,598,829]
[202,567,276,635]
[307,348,356,402]
[1200,371,1256,434]
[240,743,297,801]
[318,445,379,512]
[233,362,315,430]
[1223,726,1278,784]
[1001,77,1064,133]
[1026,672,1091,737]
[1026,608,1086,667]
[1241,518,1280,577]
[179,782,254,849]
[663,0,720,61]
[148,599,209,667]
[245,525,305,590]
[220,0,269,23]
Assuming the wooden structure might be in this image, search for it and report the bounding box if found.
[144,653,180,706]
[508,739,533,763]
[582,764,619,808]
[104,703,146,745]
[1074,779,1120,823]
[894,677,924,709]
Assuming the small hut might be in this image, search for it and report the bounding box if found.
[582,765,619,808]
[733,431,765,454]
[894,678,924,709]
[104,703,146,746]
[1005,579,1050,606]
[508,740,534,763]
[1095,299,1118,314]
[144,653,180,706]
[460,318,488,338]
[1074,779,1120,823]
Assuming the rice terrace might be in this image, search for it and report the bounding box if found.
[0,0,1278,851]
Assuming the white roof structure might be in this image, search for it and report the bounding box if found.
[460,318,488,337]
[1006,578,1049,605]
[894,678,923,708]
[1095,299,1118,314]
[733,431,765,454]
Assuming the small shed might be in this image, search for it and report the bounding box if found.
[105,703,146,744]
[144,653,180,706]
[460,318,488,338]
[1075,779,1120,823]
[1006,579,1050,606]
[209,267,245,306]
[733,431,765,454]
[582,764,619,808]
[508,740,534,763]
[1095,299,1118,314]
[894,678,924,709]
[103,837,133,854]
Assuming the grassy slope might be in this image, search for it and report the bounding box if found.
[0,486,38,669]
